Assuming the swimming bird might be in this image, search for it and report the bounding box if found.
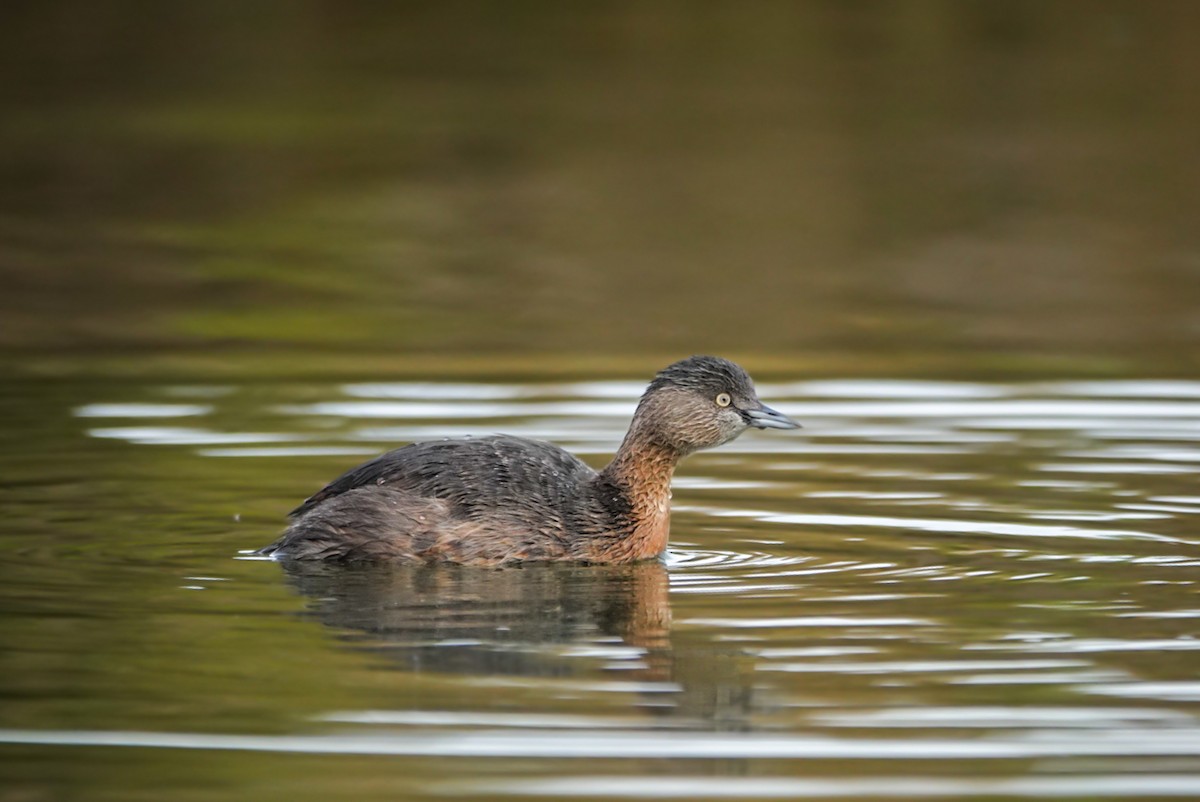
[260,356,799,565]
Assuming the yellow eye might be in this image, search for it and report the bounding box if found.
[715,392,731,407]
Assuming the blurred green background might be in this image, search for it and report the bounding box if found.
[1,1,1198,378]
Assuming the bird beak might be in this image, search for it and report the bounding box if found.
[744,404,802,430]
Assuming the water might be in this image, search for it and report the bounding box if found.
[2,4,1199,374]
[3,3,1200,799]
[2,376,1198,800]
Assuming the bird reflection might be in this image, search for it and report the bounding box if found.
[276,558,775,731]
[277,559,672,679]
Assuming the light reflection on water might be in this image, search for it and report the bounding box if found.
[3,378,1198,799]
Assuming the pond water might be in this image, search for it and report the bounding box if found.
[1,375,1198,800]
[2,3,1200,800]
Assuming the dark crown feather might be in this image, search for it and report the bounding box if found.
[647,355,755,397]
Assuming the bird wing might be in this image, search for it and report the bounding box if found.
[288,435,596,519]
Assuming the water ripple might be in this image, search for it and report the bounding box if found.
[448,774,1200,798]
[665,548,810,571]
[40,377,1200,800]
[74,403,211,418]
[5,726,1200,759]
[703,508,1190,544]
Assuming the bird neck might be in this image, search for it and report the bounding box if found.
[600,425,681,559]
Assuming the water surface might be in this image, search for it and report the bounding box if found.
[2,3,1199,800]
[1,376,1198,800]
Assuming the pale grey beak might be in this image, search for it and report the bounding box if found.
[744,404,802,430]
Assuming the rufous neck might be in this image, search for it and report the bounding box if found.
[602,422,680,492]
[600,426,681,560]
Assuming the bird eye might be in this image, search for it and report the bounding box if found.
[715,392,732,408]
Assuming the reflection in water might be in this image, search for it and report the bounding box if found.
[279,560,672,678]
[276,558,784,733]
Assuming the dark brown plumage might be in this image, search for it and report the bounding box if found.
[260,356,799,565]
